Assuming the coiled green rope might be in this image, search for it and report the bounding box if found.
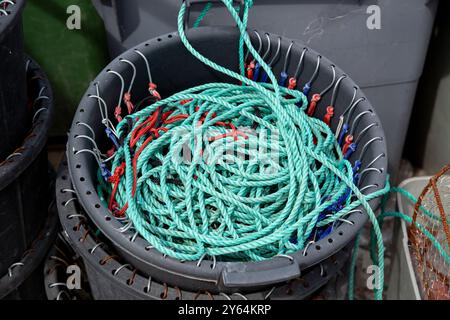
[100,0,389,299]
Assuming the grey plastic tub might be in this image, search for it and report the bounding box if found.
[92,0,438,178]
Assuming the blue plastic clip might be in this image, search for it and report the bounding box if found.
[100,163,112,181]
[253,63,262,82]
[344,143,357,160]
[279,71,288,87]
[260,71,269,83]
[352,160,362,174]
[352,160,362,185]
[338,124,349,146]
[303,83,311,96]
[105,127,120,150]
[353,173,360,185]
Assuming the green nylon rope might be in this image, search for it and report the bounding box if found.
[193,2,213,28]
[100,0,389,299]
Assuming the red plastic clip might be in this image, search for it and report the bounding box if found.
[288,77,297,90]
[307,94,321,116]
[246,61,256,80]
[323,106,334,126]
[342,135,354,155]
[123,92,134,114]
[114,105,123,122]
[107,147,116,158]
[149,82,161,100]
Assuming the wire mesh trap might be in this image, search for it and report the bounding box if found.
[57,159,351,300]
[67,10,387,293]
[408,165,450,300]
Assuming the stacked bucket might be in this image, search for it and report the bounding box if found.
[55,5,388,299]
[0,0,56,299]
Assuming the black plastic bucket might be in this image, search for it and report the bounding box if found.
[0,165,58,300]
[67,27,387,293]
[0,0,29,160]
[56,159,351,300]
[0,57,54,276]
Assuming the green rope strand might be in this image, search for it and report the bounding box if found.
[348,232,361,300]
[193,2,213,28]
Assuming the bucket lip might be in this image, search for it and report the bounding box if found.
[56,159,351,299]
[0,167,58,299]
[0,0,25,43]
[66,26,388,290]
[0,56,54,190]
